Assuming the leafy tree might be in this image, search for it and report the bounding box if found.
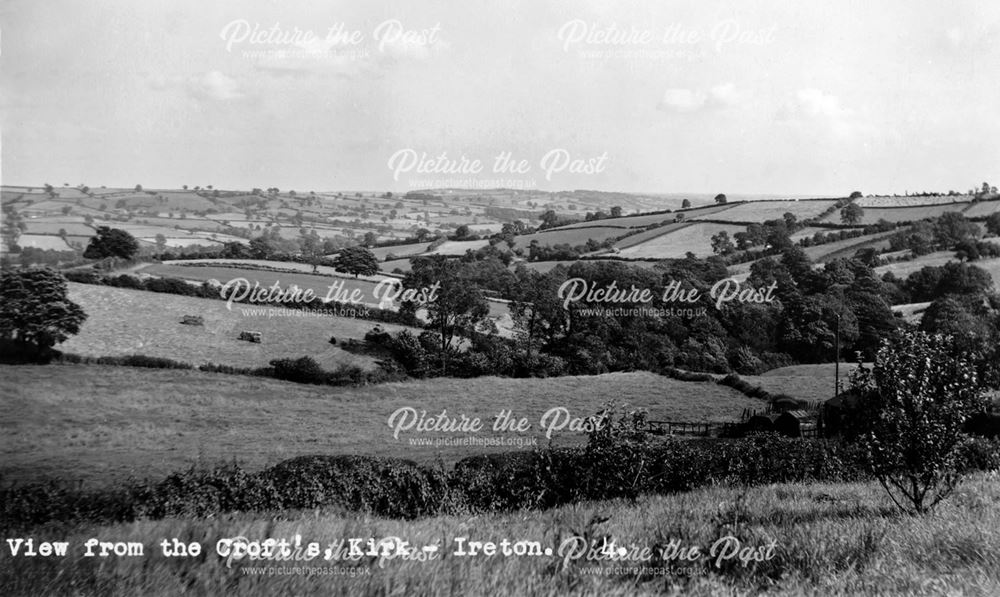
[849,331,988,514]
[0,268,87,359]
[841,202,864,225]
[849,191,863,199]
[220,241,251,259]
[248,236,275,259]
[453,224,472,240]
[134,184,143,192]
[710,230,735,255]
[332,246,379,277]
[401,255,489,374]
[919,295,988,344]
[154,233,168,253]
[681,199,691,209]
[986,212,1000,236]
[83,227,139,260]
[610,206,623,217]
[509,266,566,362]
[539,210,561,230]
[933,212,979,248]
[714,193,727,205]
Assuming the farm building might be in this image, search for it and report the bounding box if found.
[774,410,817,438]
[822,390,861,438]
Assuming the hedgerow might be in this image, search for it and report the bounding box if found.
[3,435,996,533]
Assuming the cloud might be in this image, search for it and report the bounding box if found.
[191,71,243,101]
[659,88,706,112]
[658,83,745,112]
[708,83,742,106]
[251,27,450,79]
[777,88,874,139]
[795,88,851,120]
[146,70,244,102]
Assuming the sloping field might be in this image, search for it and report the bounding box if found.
[743,362,864,404]
[371,242,431,260]
[962,200,1000,219]
[0,365,768,485]
[22,221,95,235]
[15,234,73,250]
[138,263,391,306]
[855,195,973,208]
[139,216,231,231]
[689,200,837,223]
[511,226,625,249]
[613,222,691,249]
[552,211,676,230]
[381,258,413,273]
[424,240,490,256]
[891,301,931,325]
[802,230,897,262]
[145,237,222,248]
[138,261,512,331]
[616,222,746,259]
[875,253,1000,286]
[551,205,734,230]
[818,203,971,225]
[59,284,416,371]
[790,226,853,242]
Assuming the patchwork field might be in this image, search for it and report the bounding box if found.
[613,222,691,250]
[370,242,432,260]
[875,253,1000,287]
[423,240,490,256]
[132,262,513,330]
[22,220,95,235]
[511,226,625,250]
[789,226,851,242]
[688,200,837,223]
[60,284,417,370]
[553,211,677,230]
[855,194,974,208]
[818,203,972,225]
[14,234,73,250]
[801,230,897,263]
[0,365,766,485]
[961,199,1000,218]
[616,223,746,259]
[138,262,395,306]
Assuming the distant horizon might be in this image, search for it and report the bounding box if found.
[1,181,968,201]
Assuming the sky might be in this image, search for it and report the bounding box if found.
[1,0,999,196]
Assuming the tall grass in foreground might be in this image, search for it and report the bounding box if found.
[2,474,999,596]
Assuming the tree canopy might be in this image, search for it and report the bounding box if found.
[0,268,87,358]
[332,246,379,277]
[83,227,139,260]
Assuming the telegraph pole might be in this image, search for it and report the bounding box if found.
[834,313,841,397]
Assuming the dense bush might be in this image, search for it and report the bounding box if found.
[58,353,193,370]
[3,433,996,532]
[718,373,774,401]
[260,455,451,519]
[268,356,327,384]
[661,367,715,382]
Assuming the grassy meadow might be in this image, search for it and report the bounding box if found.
[616,223,747,259]
[59,283,418,370]
[2,473,998,596]
[0,364,766,486]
